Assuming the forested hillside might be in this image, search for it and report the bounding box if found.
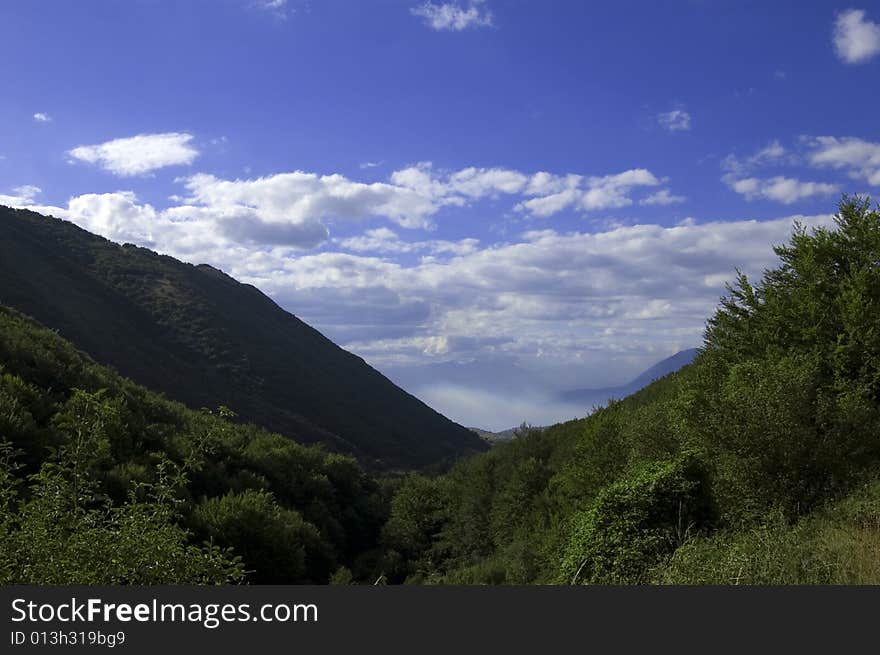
[0,206,486,470]
[2,198,880,584]
[379,198,880,584]
[0,305,391,583]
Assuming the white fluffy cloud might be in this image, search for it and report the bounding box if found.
[724,176,839,204]
[657,109,691,132]
[185,163,675,236]
[173,171,441,244]
[833,9,880,64]
[1,189,172,250]
[162,164,675,248]
[338,227,480,256]
[68,132,199,176]
[66,192,166,247]
[639,189,686,206]
[808,136,880,186]
[515,169,662,216]
[0,185,42,206]
[411,0,493,31]
[9,162,677,252]
[446,166,529,197]
[33,112,52,123]
[720,140,845,204]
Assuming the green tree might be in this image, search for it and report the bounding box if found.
[193,489,332,583]
[0,438,243,585]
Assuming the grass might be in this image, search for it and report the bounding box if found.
[651,478,880,585]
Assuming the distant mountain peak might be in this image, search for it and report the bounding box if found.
[557,348,699,406]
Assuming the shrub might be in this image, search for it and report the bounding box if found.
[560,453,714,584]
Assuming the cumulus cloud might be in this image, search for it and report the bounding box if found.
[833,9,880,64]
[411,0,493,31]
[1,189,174,250]
[174,170,442,244]
[724,176,839,204]
[657,109,691,132]
[446,166,529,198]
[66,192,168,247]
[639,189,686,206]
[807,136,880,186]
[33,112,52,123]
[0,185,42,206]
[232,161,674,224]
[515,169,661,216]
[720,140,841,204]
[338,227,480,256]
[68,132,199,176]
[13,162,674,252]
[6,158,680,264]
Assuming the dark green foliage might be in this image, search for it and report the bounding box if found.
[677,350,857,521]
[0,429,244,584]
[381,474,449,582]
[0,205,487,469]
[691,197,880,519]
[192,490,331,584]
[559,453,714,584]
[0,305,386,584]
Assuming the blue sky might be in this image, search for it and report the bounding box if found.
[3,1,880,429]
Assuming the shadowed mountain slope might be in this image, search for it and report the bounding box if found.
[0,206,487,469]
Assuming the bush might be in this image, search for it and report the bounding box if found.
[0,441,243,585]
[560,453,714,584]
